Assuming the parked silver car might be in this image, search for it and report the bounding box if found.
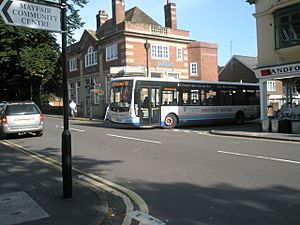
[0,101,44,137]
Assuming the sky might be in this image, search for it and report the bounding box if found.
[73,0,257,66]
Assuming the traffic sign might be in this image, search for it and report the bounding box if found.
[0,0,61,32]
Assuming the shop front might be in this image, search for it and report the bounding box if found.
[255,62,300,133]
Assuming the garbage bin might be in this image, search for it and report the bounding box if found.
[279,119,291,133]
[271,119,279,132]
[261,119,270,132]
[291,120,300,134]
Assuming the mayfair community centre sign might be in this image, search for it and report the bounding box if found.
[0,0,61,32]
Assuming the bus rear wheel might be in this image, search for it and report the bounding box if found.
[164,113,178,129]
[234,111,245,125]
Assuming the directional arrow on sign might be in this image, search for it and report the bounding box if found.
[0,0,61,32]
[2,0,13,23]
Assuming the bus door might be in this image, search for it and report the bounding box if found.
[139,87,160,126]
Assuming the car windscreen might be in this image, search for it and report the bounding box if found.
[5,104,40,116]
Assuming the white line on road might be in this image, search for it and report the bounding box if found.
[107,134,162,144]
[70,127,85,132]
[218,150,300,165]
[55,125,85,132]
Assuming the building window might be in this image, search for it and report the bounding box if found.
[106,44,118,61]
[151,72,162,78]
[267,81,276,91]
[274,4,300,48]
[69,80,81,104]
[75,81,81,104]
[190,62,198,76]
[168,73,179,79]
[151,44,169,59]
[177,47,182,61]
[85,46,97,67]
[92,78,100,104]
[69,58,78,72]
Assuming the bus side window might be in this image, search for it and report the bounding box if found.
[162,90,178,106]
[182,92,189,105]
[205,90,217,106]
[191,90,199,105]
[200,90,206,106]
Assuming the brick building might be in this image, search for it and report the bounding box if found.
[67,0,218,118]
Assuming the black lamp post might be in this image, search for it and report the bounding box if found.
[61,0,72,199]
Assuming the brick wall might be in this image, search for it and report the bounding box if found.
[188,42,218,81]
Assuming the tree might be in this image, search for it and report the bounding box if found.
[0,19,62,103]
[0,0,88,102]
[67,0,88,44]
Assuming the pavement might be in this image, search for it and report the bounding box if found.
[1,115,299,225]
[0,130,124,225]
[209,120,300,142]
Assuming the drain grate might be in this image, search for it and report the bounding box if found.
[0,191,49,225]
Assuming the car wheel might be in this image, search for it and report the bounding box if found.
[164,113,178,129]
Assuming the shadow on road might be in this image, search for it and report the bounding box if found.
[124,179,300,225]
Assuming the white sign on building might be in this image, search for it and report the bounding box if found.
[0,0,61,32]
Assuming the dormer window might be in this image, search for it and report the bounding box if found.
[85,46,97,67]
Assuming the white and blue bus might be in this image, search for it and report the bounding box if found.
[105,77,260,128]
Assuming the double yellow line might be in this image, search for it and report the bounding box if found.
[0,140,149,225]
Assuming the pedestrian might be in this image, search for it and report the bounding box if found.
[267,104,274,119]
[69,100,77,119]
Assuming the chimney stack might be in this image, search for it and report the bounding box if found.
[112,0,125,25]
[96,10,108,30]
[164,0,177,29]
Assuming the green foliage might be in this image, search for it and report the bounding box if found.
[0,0,88,102]
[0,18,62,103]
[67,0,88,44]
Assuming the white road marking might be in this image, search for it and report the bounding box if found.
[218,151,300,165]
[69,127,85,132]
[107,134,162,144]
[128,210,166,225]
[55,125,85,132]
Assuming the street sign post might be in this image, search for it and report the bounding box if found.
[0,0,72,199]
[0,0,61,32]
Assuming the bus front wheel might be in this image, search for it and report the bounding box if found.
[234,111,245,125]
[164,114,178,129]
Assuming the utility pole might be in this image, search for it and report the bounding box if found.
[61,0,72,199]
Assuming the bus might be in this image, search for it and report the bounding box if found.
[105,77,260,128]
